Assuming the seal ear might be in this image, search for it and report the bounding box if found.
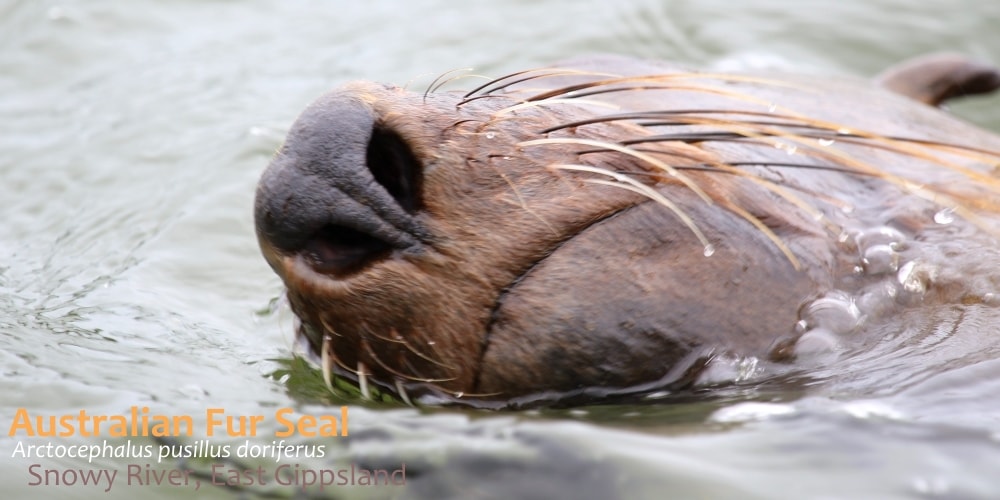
[876,52,1000,107]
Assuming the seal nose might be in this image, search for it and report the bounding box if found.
[254,90,427,277]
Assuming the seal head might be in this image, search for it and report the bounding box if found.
[256,56,1000,407]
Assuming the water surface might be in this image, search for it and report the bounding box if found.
[2,1,999,498]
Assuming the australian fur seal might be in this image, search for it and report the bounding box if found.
[254,54,1000,408]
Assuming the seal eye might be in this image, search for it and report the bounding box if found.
[303,224,392,277]
[366,126,423,213]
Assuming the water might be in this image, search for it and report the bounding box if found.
[2,0,999,498]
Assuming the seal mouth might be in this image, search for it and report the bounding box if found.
[300,224,394,276]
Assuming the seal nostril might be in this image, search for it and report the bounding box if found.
[303,224,393,277]
[366,126,423,212]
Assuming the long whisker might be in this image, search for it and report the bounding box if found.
[624,132,1000,211]
[735,122,1000,222]
[493,98,621,116]
[317,329,370,394]
[533,84,782,109]
[490,163,559,236]
[321,334,334,392]
[627,122,1000,171]
[541,108,1000,164]
[462,68,622,101]
[520,137,714,204]
[359,327,456,376]
[361,336,456,383]
[462,68,553,99]
[357,361,370,400]
[601,113,999,228]
[550,164,713,252]
[315,325,360,377]
[539,110,816,133]
[395,379,414,407]
[522,73,803,102]
[400,340,457,371]
[383,328,458,372]
[421,67,474,101]
[723,200,801,270]
[618,158,877,177]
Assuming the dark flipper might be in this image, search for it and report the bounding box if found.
[876,53,1000,107]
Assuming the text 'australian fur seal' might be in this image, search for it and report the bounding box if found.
[254,54,1000,409]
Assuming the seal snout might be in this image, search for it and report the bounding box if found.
[254,90,428,278]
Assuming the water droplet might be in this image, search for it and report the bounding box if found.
[485,132,496,139]
[855,226,907,249]
[933,207,955,224]
[897,260,934,295]
[837,127,852,135]
[861,244,899,275]
[767,103,778,113]
[427,341,436,345]
[772,141,798,155]
[705,355,759,383]
[817,138,835,146]
[800,290,861,335]
[856,281,900,316]
[703,244,715,257]
[795,319,808,333]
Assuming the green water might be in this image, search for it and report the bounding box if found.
[2,1,999,498]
